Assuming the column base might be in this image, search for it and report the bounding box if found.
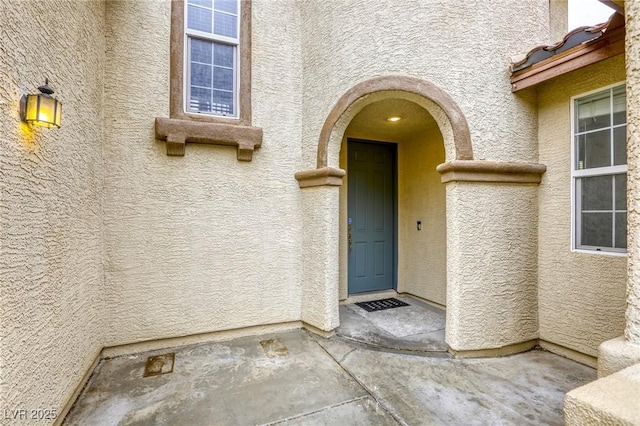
[565,363,640,425]
[598,336,640,378]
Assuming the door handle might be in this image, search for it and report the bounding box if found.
[348,233,353,249]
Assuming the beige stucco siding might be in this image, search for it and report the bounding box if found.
[397,131,447,305]
[300,0,548,169]
[0,0,106,417]
[1,0,565,416]
[549,0,568,43]
[625,0,640,347]
[102,0,305,346]
[537,55,627,357]
[445,183,539,350]
[306,0,547,350]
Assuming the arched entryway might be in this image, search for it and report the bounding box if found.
[297,75,546,356]
[337,98,447,307]
[315,75,474,170]
[317,76,473,307]
[295,75,474,336]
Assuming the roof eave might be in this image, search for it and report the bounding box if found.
[510,13,625,92]
[599,0,625,15]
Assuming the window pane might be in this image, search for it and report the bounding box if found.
[577,93,611,132]
[576,130,611,169]
[188,0,213,7]
[215,0,237,14]
[214,43,234,67]
[190,87,212,112]
[187,5,212,33]
[614,126,626,166]
[581,175,612,211]
[615,212,627,249]
[581,212,612,247]
[190,38,212,63]
[613,85,626,126]
[185,5,238,118]
[615,174,627,211]
[191,63,212,88]
[214,11,237,38]
[213,67,233,91]
[212,90,234,115]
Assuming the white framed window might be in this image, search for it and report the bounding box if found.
[185,0,239,117]
[572,83,627,254]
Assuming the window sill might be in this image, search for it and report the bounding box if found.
[154,117,263,161]
[571,248,627,257]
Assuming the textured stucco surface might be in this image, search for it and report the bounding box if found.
[445,183,539,351]
[564,4,640,424]
[0,0,106,419]
[299,0,548,170]
[103,0,305,345]
[0,0,583,418]
[598,336,640,378]
[537,56,627,357]
[549,0,568,43]
[565,363,640,426]
[397,127,446,305]
[301,188,341,330]
[309,1,547,350]
[626,0,640,345]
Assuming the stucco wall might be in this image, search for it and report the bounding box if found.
[536,55,627,357]
[397,129,446,305]
[445,183,540,351]
[0,0,106,420]
[549,0,568,42]
[299,0,548,169]
[102,0,305,346]
[625,0,640,346]
[311,1,547,349]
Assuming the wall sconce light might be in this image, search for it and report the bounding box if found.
[20,79,62,128]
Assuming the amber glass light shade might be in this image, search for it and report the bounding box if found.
[21,80,62,128]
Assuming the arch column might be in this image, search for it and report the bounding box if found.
[438,161,546,356]
[295,168,345,332]
[296,182,343,333]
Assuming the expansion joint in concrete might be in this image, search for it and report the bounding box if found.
[332,334,451,358]
[449,339,538,359]
[260,396,372,425]
[312,337,407,426]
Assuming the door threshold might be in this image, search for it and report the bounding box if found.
[341,289,398,305]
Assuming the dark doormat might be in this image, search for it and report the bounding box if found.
[355,298,409,312]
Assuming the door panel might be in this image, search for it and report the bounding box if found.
[347,140,396,294]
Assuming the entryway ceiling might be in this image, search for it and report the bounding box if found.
[346,98,439,143]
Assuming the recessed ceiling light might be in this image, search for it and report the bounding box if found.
[386,116,402,122]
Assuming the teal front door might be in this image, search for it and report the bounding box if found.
[347,140,396,294]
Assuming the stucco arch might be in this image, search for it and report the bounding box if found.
[317,75,473,169]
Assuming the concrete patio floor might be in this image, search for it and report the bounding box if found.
[336,295,448,353]
[64,298,596,425]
